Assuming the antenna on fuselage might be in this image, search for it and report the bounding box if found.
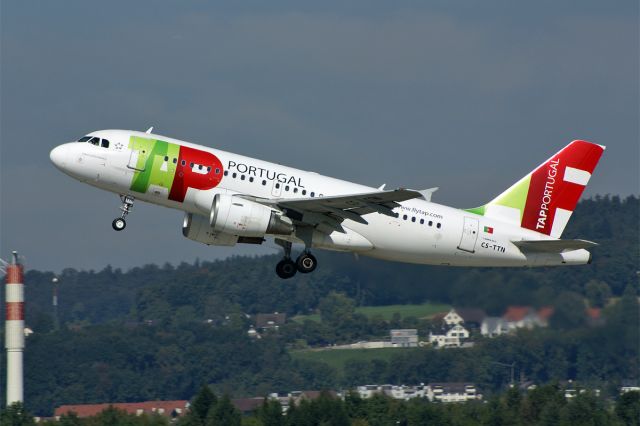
[145,127,154,134]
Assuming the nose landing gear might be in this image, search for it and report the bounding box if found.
[112,195,135,231]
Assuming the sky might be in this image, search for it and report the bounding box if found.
[1,1,638,272]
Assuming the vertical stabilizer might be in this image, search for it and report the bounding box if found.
[466,140,605,238]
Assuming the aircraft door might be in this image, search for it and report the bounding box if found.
[127,147,148,171]
[457,217,479,253]
[271,181,283,197]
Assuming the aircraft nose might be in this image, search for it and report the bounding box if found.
[49,145,68,169]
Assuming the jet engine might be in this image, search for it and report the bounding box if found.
[182,213,238,246]
[209,194,294,237]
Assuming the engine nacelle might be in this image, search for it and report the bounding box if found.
[182,213,238,246]
[210,194,294,237]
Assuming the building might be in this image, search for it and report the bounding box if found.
[429,324,470,348]
[356,384,427,401]
[255,312,286,331]
[355,383,481,403]
[390,329,418,347]
[54,400,189,419]
[481,306,554,337]
[426,383,481,403]
[439,308,486,328]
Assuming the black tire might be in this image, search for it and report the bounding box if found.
[296,252,317,274]
[276,258,297,279]
[112,218,126,231]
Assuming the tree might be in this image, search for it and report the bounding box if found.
[550,292,586,329]
[259,398,284,426]
[318,292,356,327]
[180,385,217,426]
[615,391,640,426]
[206,394,240,426]
[0,403,36,426]
[585,280,612,308]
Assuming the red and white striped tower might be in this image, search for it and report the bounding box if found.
[5,251,25,405]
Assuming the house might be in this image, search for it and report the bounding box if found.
[439,308,486,328]
[481,306,554,337]
[429,324,470,348]
[356,384,427,401]
[454,308,486,328]
[426,383,481,403]
[232,397,266,415]
[54,400,189,419]
[255,312,286,331]
[481,317,508,337]
[390,329,418,347]
[586,307,605,327]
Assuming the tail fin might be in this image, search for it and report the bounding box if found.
[466,140,605,238]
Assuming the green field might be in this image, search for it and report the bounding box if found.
[291,348,419,374]
[292,302,450,323]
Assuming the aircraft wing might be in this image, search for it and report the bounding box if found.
[512,239,598,253]
[243,188,436,231]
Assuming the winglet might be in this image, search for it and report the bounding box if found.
[418,187,439,202]
[145,127,154,134]
[378,184,386,190]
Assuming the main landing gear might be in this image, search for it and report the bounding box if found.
[275,239,318,279]
[112,195,135,231]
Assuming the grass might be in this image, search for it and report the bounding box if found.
[291,348,419,374]
[292,302,450,323]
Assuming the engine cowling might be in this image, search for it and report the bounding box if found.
[182,213,238,246]
[209,194,294,237]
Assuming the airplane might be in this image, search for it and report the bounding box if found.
[50,128,605,279]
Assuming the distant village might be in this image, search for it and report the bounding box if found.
[37,305,635,423]
[248,305,604,349]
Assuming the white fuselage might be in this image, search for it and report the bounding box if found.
[50,130,591,267]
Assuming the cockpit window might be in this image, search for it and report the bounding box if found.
[78,136,91,142]
[88,137,100,146]
[101,139,110,148]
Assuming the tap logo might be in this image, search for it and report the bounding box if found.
[128,137,223,202]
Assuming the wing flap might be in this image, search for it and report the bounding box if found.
[512,239,598,253]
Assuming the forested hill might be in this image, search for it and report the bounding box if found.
[21,195,638,327]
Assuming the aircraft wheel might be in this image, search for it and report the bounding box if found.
[276,258,297,279]
[112,218,126,231]
[296,252,317,274]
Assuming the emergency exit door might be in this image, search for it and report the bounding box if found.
[457,217,479,253]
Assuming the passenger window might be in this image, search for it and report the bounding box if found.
[411,217,416,222]
[164,156,169,161]
[302,190,307,195]
[190,162,194,168]
[101,139,110,148]
[420,219,424,225]
[173,158,177,164]
[181,160,186,166]
[310,192,315,197]
[232,173,237,178]
[285,185,289,191]
[198,165,203,170]
[293,187,298,193]
[262,180,266,186]
[249,177,254,182]
[241,175,245,180]
[428,221,433,226]
[224,171,228,176]
[403,215,408,220]
[437,223,442,229]
[215,168,220,174]
[275,183,280,189]
[78,136,91,142]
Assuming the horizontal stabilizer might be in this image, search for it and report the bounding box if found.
[512,239,597,253]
